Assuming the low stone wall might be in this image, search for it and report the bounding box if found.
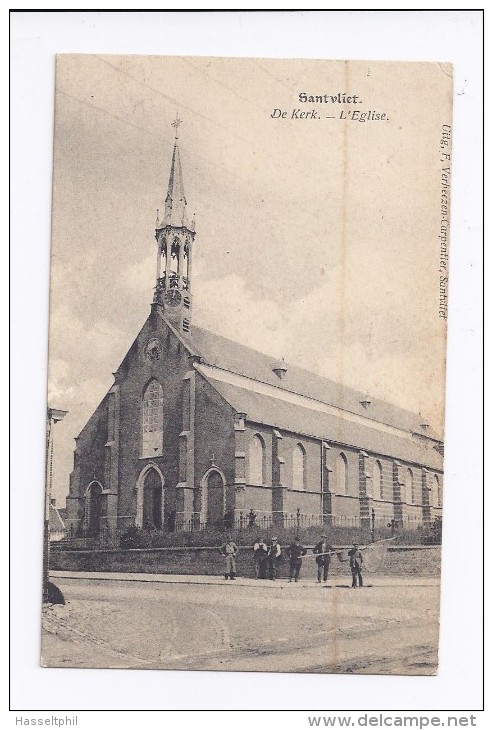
[51,545,441,578]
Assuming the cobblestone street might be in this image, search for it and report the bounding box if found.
[42,573,440,674]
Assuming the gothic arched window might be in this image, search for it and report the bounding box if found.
[405,468,414,504]
[142,379,164,457]
[435,474,442,507]
[336,452,349,495]
[292,443,306,490]
[372,460,383,500]
[249,434,265,485]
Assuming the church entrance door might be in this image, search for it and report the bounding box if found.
[142,467,163,529]
[206,470,225,527]
[86,482,103,536]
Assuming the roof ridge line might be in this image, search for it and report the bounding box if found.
[192,326,390,404]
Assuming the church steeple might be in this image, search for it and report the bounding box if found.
[154,117,196,336]
[163,138,188,228]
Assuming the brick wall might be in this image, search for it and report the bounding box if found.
[244,424,273,487]
[243,485,273,515]
[194,374,236,510]
[51,545,441,578]
[117,317,192,519]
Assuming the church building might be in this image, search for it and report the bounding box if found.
[66,129,444,537]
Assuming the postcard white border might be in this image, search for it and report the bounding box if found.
[10,9,484,715]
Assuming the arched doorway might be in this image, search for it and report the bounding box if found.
[201,468,226,527]
[143,468,163,529]
[85,481,103,536]
[136,465,165,529]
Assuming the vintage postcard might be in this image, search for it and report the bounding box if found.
[42,55,452,674]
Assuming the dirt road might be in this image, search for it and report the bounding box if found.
[41,574,440,674]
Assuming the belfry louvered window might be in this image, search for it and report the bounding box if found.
[142,379,164,457]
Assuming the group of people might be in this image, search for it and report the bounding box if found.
[219,535,283,581]
[220,533,364,587]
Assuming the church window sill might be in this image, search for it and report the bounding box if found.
[289,488,320,495]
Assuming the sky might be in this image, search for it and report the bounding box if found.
[48,55,451,505]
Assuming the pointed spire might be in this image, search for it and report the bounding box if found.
[166,142,187,208]
[157,116,189,229]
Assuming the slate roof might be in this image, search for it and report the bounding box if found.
[198,372,443,470]
[187,325,443,442]
[49,504,66,534]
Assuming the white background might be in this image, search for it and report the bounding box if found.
[10,8,484,720]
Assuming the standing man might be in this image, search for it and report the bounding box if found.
[220,535,239,580]
[287,537,307,582]
[313,533,333,583]
[253,536,268,579]
[348,543,364,588]
[266,537,282,580]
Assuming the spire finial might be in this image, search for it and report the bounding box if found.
[171,113,183,140]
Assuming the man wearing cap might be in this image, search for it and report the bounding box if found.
[253,536,268,579]
[287,537,307,582]
[313,533,333,583]
[219,536,239,580]
[266,537,282,580]
[348,543,364,588]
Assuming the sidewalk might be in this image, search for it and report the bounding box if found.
[51,570,440,588]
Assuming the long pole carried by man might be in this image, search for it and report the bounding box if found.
[297,536,397,585]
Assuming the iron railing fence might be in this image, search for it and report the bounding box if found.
[54,512,441,551]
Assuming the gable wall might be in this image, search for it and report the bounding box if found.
[66,396,110,529]
[67,310,197,530]
[116,313,194,525]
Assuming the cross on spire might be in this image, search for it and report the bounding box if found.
[171,114,183,139]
